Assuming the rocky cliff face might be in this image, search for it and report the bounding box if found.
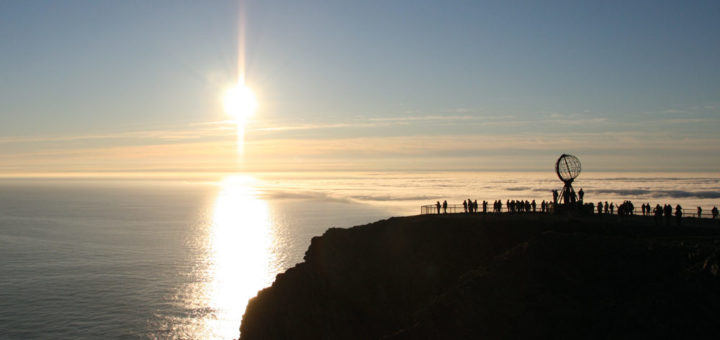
[240,214,720,339]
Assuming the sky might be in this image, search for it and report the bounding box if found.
[1,0,719,174]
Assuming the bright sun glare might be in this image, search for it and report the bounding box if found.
[223,83,258,121]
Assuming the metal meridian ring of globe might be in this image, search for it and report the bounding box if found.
[555,154,581,182]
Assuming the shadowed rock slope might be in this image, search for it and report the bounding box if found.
[240,214,720,339]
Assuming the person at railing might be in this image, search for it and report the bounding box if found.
[531,200,536,212]
[436,201,441,214]
[442,200,448,214]
[473,200,478,214]
[578,188,584,202]
[712,206,718,219]
[482,200,487,213]
[697,206,702,219]
[597,201,603,215]
[610,202,615,215]
[654,204,663,225]
[641,203,646,216]
[463,200,468,213]
[604,201,609,214]
[675,204,683,226]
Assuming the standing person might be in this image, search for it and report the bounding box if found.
[712,206,718,219]
[463,200,468,213]
[604,201,609,214]
[442,200,448,214]
[578,188,584,202]
[597,202,603,214]
[436,201,441,214]
[676,204,683,226]
[610,203,614,215]
[698,206,702,219]
[664,204,673,225]
[654,204,663,225]
[482,200,487,213]
[474,200,478,214]
[531,200,536,212]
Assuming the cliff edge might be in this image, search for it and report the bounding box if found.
[240,214,720,339]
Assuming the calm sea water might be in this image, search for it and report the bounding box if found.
[1,172,719,339]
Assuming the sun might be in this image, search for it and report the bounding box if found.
[223,83,258,121]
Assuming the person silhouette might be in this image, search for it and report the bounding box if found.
[697,206,702,219]
[676,204,683,226]
[436,201,441,214]
[712,206,719,219]
[654,204,663,225]
[664,204,672,225]
[463,200,468,213]
[442,200,448,214]
[578,188,584,202]
[604,201,609,214]
[597,201,603,214]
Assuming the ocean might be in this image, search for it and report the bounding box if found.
[1,172,719,339]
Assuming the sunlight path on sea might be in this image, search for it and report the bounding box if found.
[201,175,277,339]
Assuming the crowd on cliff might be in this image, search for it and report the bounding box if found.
[432,196,720,223]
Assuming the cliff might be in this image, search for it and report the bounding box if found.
[240,214,720,339]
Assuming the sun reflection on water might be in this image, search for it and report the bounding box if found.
[201,175,276,339]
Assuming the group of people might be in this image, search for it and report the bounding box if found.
[434,199,558,214]
[649,204,684,225]
[617,201,635,216]
[595,201,615,215]
[696,206,720,219]
[463,199,479,213]
[432,195,720,223]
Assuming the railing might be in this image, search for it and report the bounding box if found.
[421,203,713,219]
[421,204,539,215]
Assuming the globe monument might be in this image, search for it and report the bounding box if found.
[555,154,581,206]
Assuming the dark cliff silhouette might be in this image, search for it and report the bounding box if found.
[240,214,720,339]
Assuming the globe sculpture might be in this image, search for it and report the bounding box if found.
[555,154,581,205]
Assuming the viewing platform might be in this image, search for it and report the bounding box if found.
[420,203,709,219]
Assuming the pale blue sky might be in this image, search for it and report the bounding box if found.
[1,1,719,173]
